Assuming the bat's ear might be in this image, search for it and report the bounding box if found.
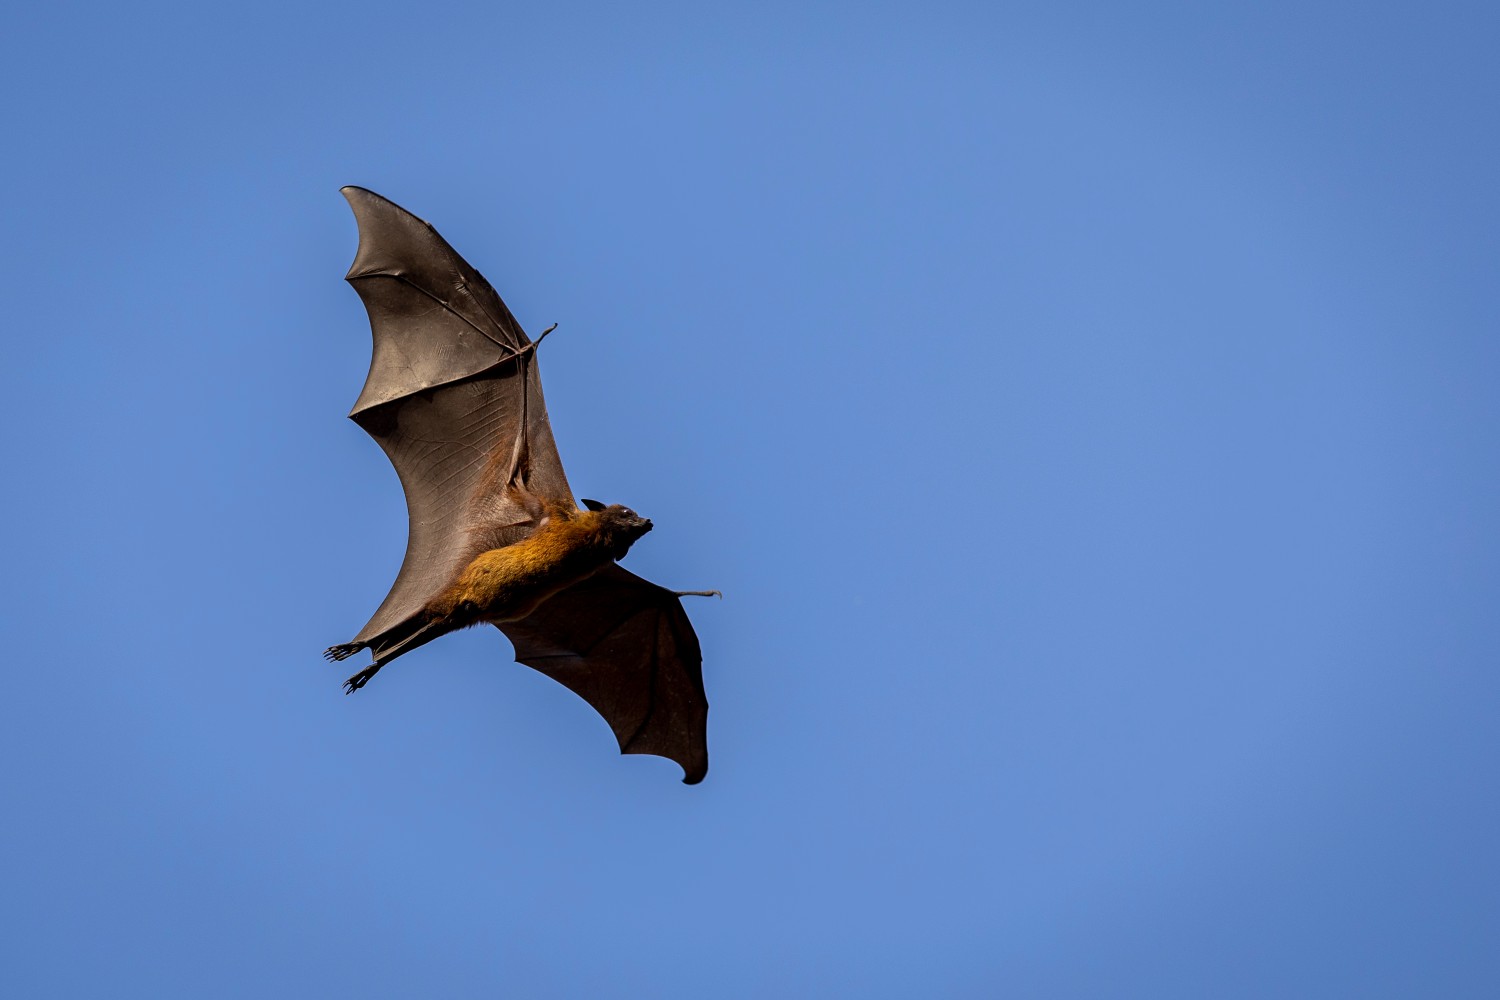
[580,498,607,512]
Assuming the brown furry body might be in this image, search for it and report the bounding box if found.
[328,503,652,691]
[431,508,647,625]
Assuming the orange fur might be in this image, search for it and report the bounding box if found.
[428,511,628,623]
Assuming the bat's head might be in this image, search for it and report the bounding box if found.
[581,498,653,558]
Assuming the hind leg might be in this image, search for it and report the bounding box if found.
[328,641,382,693]
[330,615,451,694]
[343,661,383,694]
[325,642,365,662]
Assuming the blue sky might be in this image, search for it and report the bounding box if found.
[4,2,1498,996]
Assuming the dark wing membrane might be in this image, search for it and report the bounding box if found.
[350,370,571,646]
[342,185,528,411]
[340,187,574,646]
[498,563,710,784]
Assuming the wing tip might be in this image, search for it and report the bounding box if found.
[339,183,379,202]
[338,184,425,228]
[672,752,709,785]
[338,185,451,285]
[618,744,707,785]
[339,185,384,218]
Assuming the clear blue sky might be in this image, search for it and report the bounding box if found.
[5,2,1497,996]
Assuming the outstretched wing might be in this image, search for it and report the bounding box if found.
[499,563,710,784]
[340,186,574,648]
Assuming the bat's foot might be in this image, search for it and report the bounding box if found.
[324,642,365,662]
[343,662,382,694]
[673,590,722,599]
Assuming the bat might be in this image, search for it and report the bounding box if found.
[324,187,717,784]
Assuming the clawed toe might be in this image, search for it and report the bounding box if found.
[343,663,380,694]
[325,642,364,662]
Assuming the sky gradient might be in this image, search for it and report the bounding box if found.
[4,2,1498,996]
